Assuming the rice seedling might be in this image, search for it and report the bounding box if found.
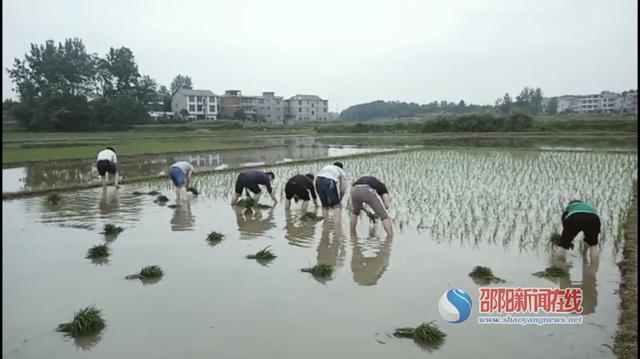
[47,193,62,205]
[102,224,124,235]
[187,187,199,196]
[126,265,164,280]
[300,212,323,221]
[393,321,446,351]
[167,204,178,209]
[154,195,169,203]
[147,190,160,196]
[468,266,505,284]
[56,305,106,337]
[301,264,333,278]
[532,265,569,278]
[206,231,225,243]
[86,244,109,259]
[246,246,277,261]
[547,231,562,247]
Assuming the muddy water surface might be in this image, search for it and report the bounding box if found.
[2,149,636,359]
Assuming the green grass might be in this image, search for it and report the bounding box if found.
[206,231,225,243]
[56,305,106,337]
[532,265,570,278]
[102,224,124,235]
[468,266,505,283]
[86,244,110,259]
[393,321,446,350]
[126,265,164,280]
[246,246,277,261]
[301,264,333,277]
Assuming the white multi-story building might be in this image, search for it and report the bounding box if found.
[172,89,218,120]
[554,90,637,115]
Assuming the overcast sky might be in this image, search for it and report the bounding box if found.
[3,0,637,111]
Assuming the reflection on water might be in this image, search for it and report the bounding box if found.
[283,211,317,248]
[234,206,276,239]
[553,251,599,316]
[99,187,120,215]
[170,200,195,231]
[316,220,346,269]
[3,139,390,193]
[350,234,393,286]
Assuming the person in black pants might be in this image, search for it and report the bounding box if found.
[230,169,277,205]
[284,173,318,212]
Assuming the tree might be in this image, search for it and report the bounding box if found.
[500,93,513,114]
[545,97,558,115]
[157,85,172,111]
[170,75,193,95]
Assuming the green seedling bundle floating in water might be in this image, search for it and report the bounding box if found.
[246,246,277,261]
[206,231,225,244]
[154,195,169,203]
[300,212,323,221]
[132,191,145,196]
[126,265,164,281]
[301,264,333,278]
[532,265,569,278]
[86,244,110,260]
[468,266,505,284]
[56,305,106,337]
[147,190,160,196]
[47,193,62,205]
[102,224,124,235]
[393,321,446,351]
[237,197,271,209]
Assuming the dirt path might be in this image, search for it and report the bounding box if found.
[615,183,637,359]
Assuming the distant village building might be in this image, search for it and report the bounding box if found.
[171,89,218,121]
[147,101,173,121]
[553,90,637,115]
[284,94,329,123]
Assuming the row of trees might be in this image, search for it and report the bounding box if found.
[339,87,556,121]
[6,38,196,131]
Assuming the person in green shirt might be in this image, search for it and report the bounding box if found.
[555,200,601,261]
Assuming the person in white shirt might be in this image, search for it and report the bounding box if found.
[169,161,195,199]
[96,147,119,188]
[315,162,347,219]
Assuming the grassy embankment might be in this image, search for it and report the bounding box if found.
[3,115,636,164]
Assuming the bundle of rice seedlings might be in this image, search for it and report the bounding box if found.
[301,264,333,278]
[468,266,505,284]
[147,190,160,196]
[86,244,110,259]
[207,231,225,243]
[187,187,199,196]
[237,198,270,209]
[246,246,277,261]
[532,265,569,278]
[47,193,62,205]
[154,195,169,203]
[167,204,178,209]
[300,212,323,221]
[132,191,144,196]
[126,265,163,280]
[393,321,446,350]
[56,305,106,336]
[102,224,124,235]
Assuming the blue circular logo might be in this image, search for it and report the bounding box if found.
[438,289,472,323]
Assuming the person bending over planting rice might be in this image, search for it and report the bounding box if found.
[96,147,119,188]
[284,173,318,212]
[350,176,393,237]
[230,169,277,206]
[315,162,348,219]
[168,161,195,200]
[554,199,600,262]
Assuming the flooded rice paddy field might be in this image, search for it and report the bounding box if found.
[2,143,392,193]
[3,148,637,359]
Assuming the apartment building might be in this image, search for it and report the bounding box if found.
[555,90,637,115]
[172,89,218,120]
[284,94,329,123]
[219,90,289,124]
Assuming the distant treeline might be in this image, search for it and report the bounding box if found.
[340,87,550,121]
[316,113,637,133]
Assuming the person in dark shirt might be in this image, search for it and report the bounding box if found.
[284,173,318,212]
[230,169,277,205]
[350,176,393,237]
[555,199,600,261]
